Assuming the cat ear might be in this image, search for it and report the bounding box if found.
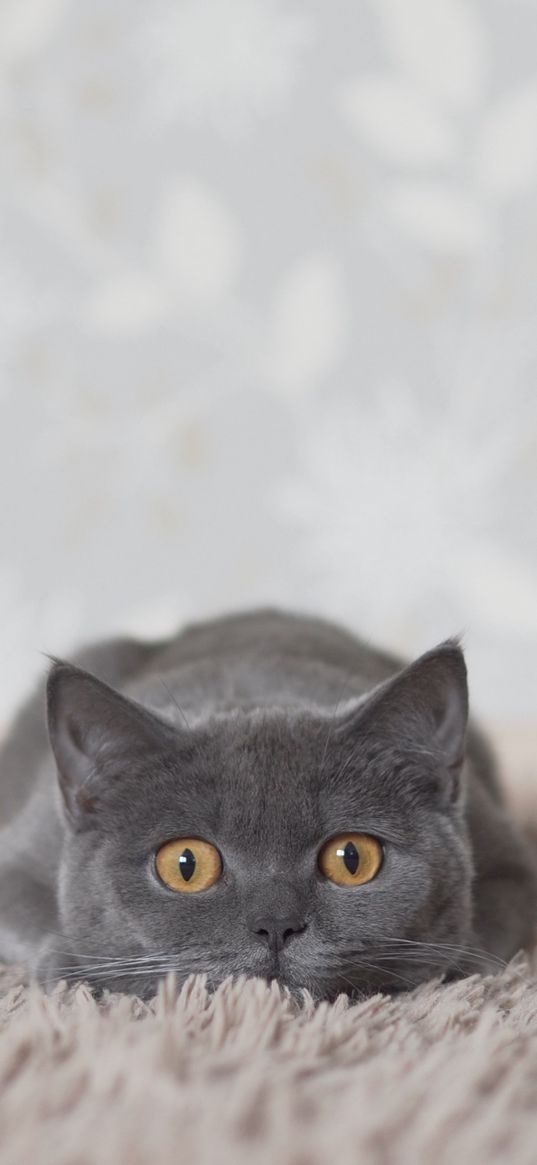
[356,640,469,774]
[47,661,177,820]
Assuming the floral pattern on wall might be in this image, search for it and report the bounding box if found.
[1,0,536,728]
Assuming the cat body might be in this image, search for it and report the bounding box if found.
[0,609,535,999]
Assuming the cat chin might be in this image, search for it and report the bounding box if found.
[31,934,449,1002]
[32,953,438,1002]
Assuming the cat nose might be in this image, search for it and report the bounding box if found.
[250,914,307,954]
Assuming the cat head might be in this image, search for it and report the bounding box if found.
[45,641,473,999]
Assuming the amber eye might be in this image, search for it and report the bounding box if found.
[319,833,383,887]
[155,838,222,893]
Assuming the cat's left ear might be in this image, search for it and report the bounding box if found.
[353,640,469,776]
[47,661,179,821]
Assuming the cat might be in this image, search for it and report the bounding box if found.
[0,608,535,1001]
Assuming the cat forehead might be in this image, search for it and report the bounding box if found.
[186,706,444,829]
[145,699,418,791]
[199,704,353,767]
[152,704,414,814]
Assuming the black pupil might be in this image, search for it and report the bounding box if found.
[342,842,359,876]
[179,848,196,882]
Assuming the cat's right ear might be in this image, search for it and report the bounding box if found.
[340,640,469,800]
[46,661,178,823]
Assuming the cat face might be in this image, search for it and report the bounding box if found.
[46,645,474,1000]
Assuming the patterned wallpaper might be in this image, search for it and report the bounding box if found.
[1,0,536,730]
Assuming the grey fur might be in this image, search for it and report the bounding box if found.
[0,609,535,1000]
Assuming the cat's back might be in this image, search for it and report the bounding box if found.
[135,607,402,716]
[158,608,387,671]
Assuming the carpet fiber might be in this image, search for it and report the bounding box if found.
[1,960,537,1165]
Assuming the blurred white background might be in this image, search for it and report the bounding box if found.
[0,0,536,766]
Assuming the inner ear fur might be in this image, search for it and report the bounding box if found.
[346,639,469,773]
[46,661,179,820]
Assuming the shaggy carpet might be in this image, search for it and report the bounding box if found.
[0,959,536,1165]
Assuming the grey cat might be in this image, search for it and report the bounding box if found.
[0,608,535,1000]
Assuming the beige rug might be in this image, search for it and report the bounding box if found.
[0,724,534,1165]
[0,958,537,1165]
